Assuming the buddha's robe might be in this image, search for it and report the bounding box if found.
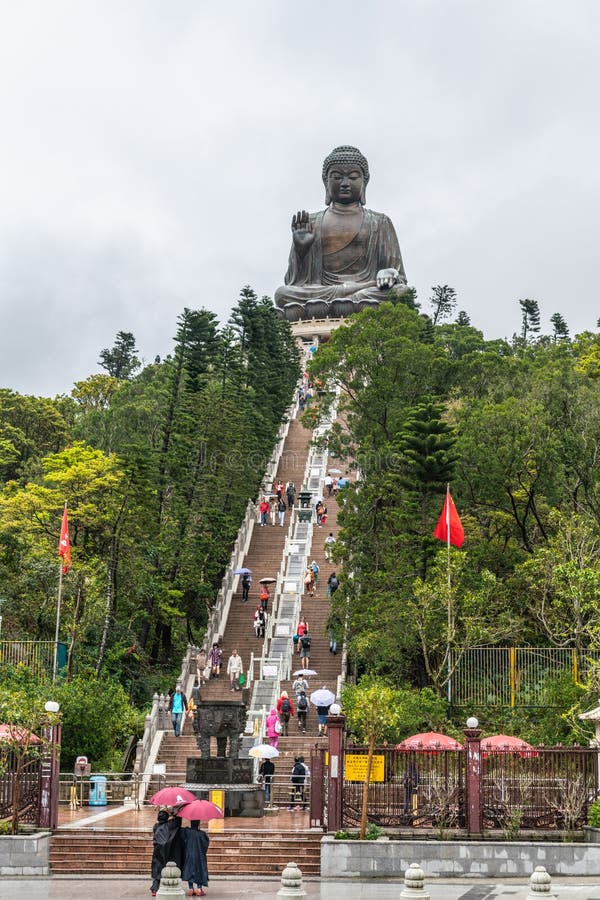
[275,207,407,320]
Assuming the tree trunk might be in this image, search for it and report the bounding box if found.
[360,734,375,839]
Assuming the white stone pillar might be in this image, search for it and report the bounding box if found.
[526,865,555,900]
[157,861,185,897]
[401,862,430,899]
[277,861,306,898]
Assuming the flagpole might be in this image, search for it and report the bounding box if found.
[53,562,63,683]
[446,484,452,704]
[53,501,68,683]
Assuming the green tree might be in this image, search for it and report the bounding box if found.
[430,285,457,326]
[519,298,541,342]
[341,677,403,837]
[550,313,569,342]
[98,331,140,380]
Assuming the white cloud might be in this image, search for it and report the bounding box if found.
[1,0,599,393]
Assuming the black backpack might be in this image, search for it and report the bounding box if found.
[300,634,311,650]
[281,698,291,714]
[291,762,306,784]
[297,695,308,711]
[242,574,250,587]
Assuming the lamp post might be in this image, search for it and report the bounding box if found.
[464,715,482,835]
[39,700,61,830]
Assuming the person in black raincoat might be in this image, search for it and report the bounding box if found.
[182,820,210,896]
[150,809,185,896]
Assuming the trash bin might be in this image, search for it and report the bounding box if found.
[89,775,108,806]
[298,491,312,509]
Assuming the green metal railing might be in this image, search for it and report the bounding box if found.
[0,641,67,677]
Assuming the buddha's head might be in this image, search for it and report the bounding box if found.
[322,145,370,206]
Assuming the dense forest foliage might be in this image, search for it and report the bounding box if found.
[307,296,600,743]
[0,288,300,706]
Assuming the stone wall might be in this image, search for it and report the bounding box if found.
[321,835,600,878]
[0,832,50,875]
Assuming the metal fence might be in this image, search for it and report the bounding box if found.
[0,760,42,825]
[339,745,598,831]
[449,647,600,707]
[0,641,63,678]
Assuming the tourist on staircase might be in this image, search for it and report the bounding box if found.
[295,617,309,654]
[277,495,287,526]
[299,632,312,669]
[226,648,243,692]
[292,672,309,698]
[296,691,309,733]
[168,684,188,737]
[253,605,266,638]
[266,707,281,749]
[241,571,252,602]
[277,691,294,736]
[288,756,309,811]
[209,642,222,678]
[323,532,336,561]
[259,497,269,526]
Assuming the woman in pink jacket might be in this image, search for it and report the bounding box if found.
[266,708,281,749]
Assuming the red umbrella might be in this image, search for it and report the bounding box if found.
[395,731,463,752]
[481,734,537,758]
[175,799,224,821]
[0,723,41,744]
[149,787,197,807]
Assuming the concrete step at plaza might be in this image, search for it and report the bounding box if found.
[49,829,321,875]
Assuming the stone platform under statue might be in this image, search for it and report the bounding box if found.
[185,700,264,818]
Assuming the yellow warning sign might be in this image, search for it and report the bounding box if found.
[344,754,385,782]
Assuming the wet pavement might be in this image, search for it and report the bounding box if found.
[3,876,600,899]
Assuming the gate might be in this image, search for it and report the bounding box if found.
[337,744,598,832]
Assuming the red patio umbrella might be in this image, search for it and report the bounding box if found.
[149,787,197,807]
[395,731,463,752]
[0,723,41,744]
[481,734,537,758]
[175,799,224,821]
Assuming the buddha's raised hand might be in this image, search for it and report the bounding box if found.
[291,210,315,255]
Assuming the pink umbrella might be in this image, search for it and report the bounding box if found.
[175,799,224,821]
[481,734,537,758]
[0,723,41,744]
[395,731,463,752]
[149,787,197,807]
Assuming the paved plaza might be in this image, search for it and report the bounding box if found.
[3,876,600,899]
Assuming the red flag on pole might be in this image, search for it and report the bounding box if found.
[433,487,464,548]
[58,506,71,573]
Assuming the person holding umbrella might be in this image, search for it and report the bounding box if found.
[181,820,209,897]
[310,687,336,737]
[259,756,275,804]
[241,571,252,602]
[150,808,184,897]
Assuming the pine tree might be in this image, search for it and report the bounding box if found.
[430,285,457,326]
[519,299,541,342]
[99,331,140,379]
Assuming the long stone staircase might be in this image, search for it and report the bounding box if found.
[50,400,345,877]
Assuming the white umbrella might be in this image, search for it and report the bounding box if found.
[293,669,317,677]
[329,468,342,475]
[248,744,279,759]
[310,688,335,707]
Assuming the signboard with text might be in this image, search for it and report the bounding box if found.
[344,754,385,782]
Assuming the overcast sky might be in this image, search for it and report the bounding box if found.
[1,0,599,396]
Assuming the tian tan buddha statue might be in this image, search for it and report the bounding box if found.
[275,145,409,321]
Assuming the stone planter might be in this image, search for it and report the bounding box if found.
[0,831,51,875]
[321,834,600,878]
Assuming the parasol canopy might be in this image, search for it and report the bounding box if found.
[0,723,41,744]
[328,468,342,475]
[310,688,335,707]
[248,744,279,759]
[259,577,276,585]
[234,567,252,575]
[395,731,463,752]
[293,669,317,677]
[175,799,224,821]
[149,787,197,807]
[481,734,537,757]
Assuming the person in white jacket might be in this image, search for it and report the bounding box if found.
[227,649,243,691]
